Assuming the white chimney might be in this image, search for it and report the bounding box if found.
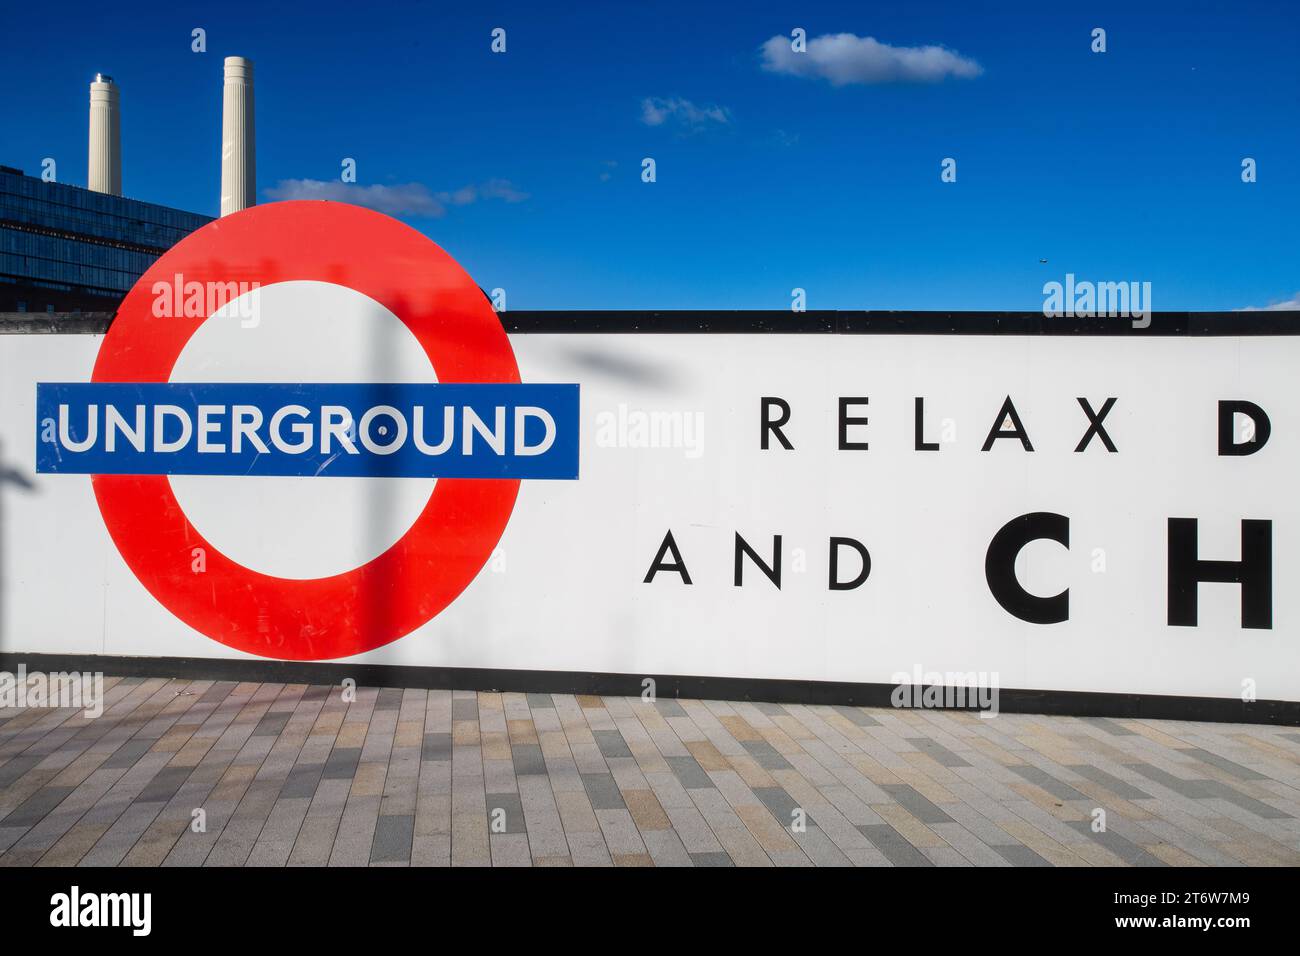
[88,74,121,195]
[220,56,256,216]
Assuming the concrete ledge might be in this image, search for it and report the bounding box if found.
[3,652,1297,725]
[3,310,1300,336]
[0,312,114,334]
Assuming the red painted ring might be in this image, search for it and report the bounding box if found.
[91,201,520,660]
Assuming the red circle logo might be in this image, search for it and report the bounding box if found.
[90,201,520,660]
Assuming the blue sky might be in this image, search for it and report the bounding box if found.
[3,0,1296,311]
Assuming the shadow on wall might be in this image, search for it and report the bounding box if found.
[558,345,678,390]
[361,289,404,653]
[0,439,38,655]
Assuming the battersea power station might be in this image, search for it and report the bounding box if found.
[0,57,256,314]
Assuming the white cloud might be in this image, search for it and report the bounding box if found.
[640,97,731,128]
[463,179,530,204]
[759,32,982,86]
[264,178,528,217]
[1236,292,1300,311]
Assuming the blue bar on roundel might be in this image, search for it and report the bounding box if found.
[35,382,580,479]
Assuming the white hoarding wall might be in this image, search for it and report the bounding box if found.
[2,330,1297,704]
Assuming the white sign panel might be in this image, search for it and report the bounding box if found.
[2,326,1297,706]
[1,202,1295,716]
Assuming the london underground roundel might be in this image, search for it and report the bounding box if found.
[35,201,579,661]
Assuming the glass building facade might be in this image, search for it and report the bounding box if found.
[0,165,212,313]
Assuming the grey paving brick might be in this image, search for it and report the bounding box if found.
[0,754,42,787]
[880,784,953,824]
[593,730,632,759]
[689,851,734,867]
[752,786,810,830]
[1201,782,1291,819]
[369,814,414,863]
[741,739,792,770]
[0,785,75,828]
[1125,763,1220,799]
[992,844,1053,866]
[1180,748,1268,781]
[511,744,547,776]
[322,747,362,780]
[906,737,971,768]
[137,766,193,804]
[198,683,238,704]
[832,705,881,727]
[421,733,452,762]
[0,827,27,854]
[857,824,933,866]
[253,713,291,737]
[665,755,714,790]
[1068,764,1152,800]
[100,739,154,770]
[1008,764,1088,801]
[1064,821,1168,866]
[580,773,626,810]
[486,792,527,834]
[375,689,404,712]
[1081,717,1136,736]
[280,764,325,800]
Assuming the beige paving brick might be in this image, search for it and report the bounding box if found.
[734,805,801,854]
[998,820,1089,867]
[891,765,959,804]
[394,720,423,749]
[1070,780,1157,822]
[843,752,904,785]
[350,762,387,798]
[718,715,761,742]
[770,715,818,741]
[507,719,538,745]
[871,803,947,848]
[725,753,777,789]
[1127,722,1194,749]
[1008,781,1087,820]
[451,720,479,746]
[335,722,369,749]
[685,740,729,772]
[623,789,671,831]
[1147,842,1206,866]
[480,731,512,761]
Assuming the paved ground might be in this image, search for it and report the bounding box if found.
[1,677,1299,866]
